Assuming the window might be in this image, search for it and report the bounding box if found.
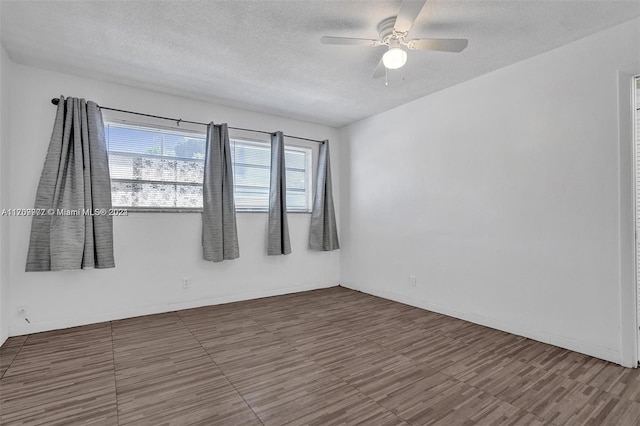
[105,122,313,212]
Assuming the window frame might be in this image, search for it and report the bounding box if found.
[104,119,315,214]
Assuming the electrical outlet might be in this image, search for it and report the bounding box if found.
[182,278,190,289]
[17,305,27,316]
[409,275,416,287]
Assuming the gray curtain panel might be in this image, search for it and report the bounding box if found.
[26,96,115,271]
[202,123,239,262]
[267,131,291,255]
[309,140,340,251]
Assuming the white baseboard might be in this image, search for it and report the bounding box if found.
[9,281,339,337]
[10,280,624,367]
[340,283,623,366]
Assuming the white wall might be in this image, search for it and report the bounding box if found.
[6,63,341,336]
[0,45,11,346]
[341,18,640,365]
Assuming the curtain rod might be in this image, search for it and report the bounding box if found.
[50,98,325,144]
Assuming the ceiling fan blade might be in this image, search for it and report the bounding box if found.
[394,0,427,34]
[372,57,386,79]
[407,38,468,52]
[321,36,379,46]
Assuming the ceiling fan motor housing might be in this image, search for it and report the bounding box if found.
[378,16,407,45]
[378,16,397,39]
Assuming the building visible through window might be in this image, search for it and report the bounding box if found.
[105,122,313,212]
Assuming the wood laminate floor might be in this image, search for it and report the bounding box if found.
[2,287,640,425]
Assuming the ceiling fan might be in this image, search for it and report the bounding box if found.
[320,0,468,78]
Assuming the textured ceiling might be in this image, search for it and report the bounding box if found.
[1,0,639,127]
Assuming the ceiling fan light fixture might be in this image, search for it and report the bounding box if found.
[382,47,407,70]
